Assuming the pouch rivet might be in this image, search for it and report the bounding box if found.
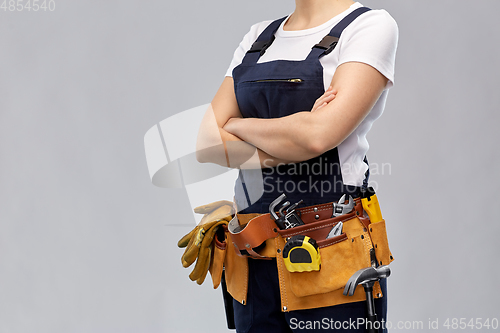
[277,249,281,254]
[377,293,382,298]
[283,306,287,311]
[390,256,393,260]
[351,238,354,242]
[361,235,364,240]
[380,261,383,265]
[245,244,251,248]
[315,214,320,219]
[273,228,278,233]
[242,300,245,305]
[314,207,318,212]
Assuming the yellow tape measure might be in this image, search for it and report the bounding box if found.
[283,235,321,272]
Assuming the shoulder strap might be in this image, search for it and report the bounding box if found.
[306,7,371,60]
[241,17,288,65]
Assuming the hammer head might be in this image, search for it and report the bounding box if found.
[343,266,391,296]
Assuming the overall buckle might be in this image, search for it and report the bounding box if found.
[313,36,340,55]
[248,35,276,56]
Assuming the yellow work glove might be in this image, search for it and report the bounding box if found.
[178,200,234,285]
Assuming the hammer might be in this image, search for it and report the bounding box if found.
[343,266,391,333]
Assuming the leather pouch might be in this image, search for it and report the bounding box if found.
[368,219,394,266]
[277,215,373,298]
[286,233,370,297]
[224,232,249,305]
[209,233,227,289]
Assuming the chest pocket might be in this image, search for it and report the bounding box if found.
[236,77,324,119]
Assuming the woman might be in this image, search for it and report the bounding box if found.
[196,0,398,331]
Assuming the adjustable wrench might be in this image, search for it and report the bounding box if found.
[326,195,354,239]
[332,194,354,217]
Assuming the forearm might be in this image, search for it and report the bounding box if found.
[197,124,295,169]
[226,130,297,169]
[223,111,327,161]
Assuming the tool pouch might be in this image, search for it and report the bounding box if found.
[278,215,372,297]
[368,219,394,266]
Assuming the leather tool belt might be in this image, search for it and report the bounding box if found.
[218,196,394,312]
[229,198,367,259]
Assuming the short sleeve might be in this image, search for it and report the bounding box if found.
[225,20,274,77]
[337,10,399,88]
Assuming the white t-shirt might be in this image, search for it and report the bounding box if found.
[225,2,399,187]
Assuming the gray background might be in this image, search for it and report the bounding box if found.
[1,0,499,332]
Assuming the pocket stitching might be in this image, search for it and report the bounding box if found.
[280,216,356,238]
[317,233,347,248]
[275,237,289,311]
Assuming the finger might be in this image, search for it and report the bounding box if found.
[312,89,337,111]
[177,227,198,248]
[196,247,212,285]
[314,91,337,110]
[318,91,336,103]
[312,93,336,111]
[182,242,200,268]
[199,205,234,226]
[194,200,233,214]
[181,227,205,267]
[311,102,325,113]
[313,102,328,112]
[327,86,338,95]
[194,246,212,285]
[189,245,211,282]
[321,92,336,102]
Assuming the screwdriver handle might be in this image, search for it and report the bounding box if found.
[361,194,383,223]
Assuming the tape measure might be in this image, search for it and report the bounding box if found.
[282,235,321,272]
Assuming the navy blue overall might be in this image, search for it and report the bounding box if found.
[231,7,387,333]
[233,8,373,215]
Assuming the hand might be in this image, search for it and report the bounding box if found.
[311,86,337,112]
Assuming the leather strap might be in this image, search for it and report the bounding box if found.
[229,198,365,258]
[229,214,279,256]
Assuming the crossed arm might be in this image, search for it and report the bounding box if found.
[195,61,388,168]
